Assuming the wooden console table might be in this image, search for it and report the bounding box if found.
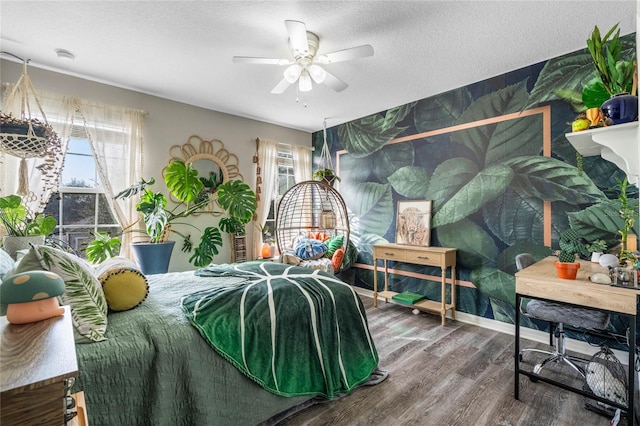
[515,256,639,425]
[373,243,457,325]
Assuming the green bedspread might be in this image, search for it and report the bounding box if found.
[183,261,379,399]
[74,268,316,426]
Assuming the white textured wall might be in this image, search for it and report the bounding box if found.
[0,59,311,271]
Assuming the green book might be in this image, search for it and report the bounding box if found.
[392,291,425,305]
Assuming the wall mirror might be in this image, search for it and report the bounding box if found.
[167,135,243,213]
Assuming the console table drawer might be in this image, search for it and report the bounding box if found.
[404,249,442,266]
[373,246,406,261]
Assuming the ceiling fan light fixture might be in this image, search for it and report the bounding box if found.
[308,64,326,84]
[283,63,302,83]
[298,71,312,92]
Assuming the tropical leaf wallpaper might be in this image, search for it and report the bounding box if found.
[312,33,638,333]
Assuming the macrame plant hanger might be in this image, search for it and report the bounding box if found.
[319,119,334,175]
[0,53,58,195]
[318,119,337,229]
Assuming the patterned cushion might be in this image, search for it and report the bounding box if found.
[323,235,344,258]
[527,299,609,330]
[294,239,328,260]
[15,245,108,343]
[0,248,15,280]
[95,257,148,312]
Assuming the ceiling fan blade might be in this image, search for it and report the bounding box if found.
[270,78,292,94]
[233,56,292,65]
[316,45,374,64]
[285,20,309,55]
[323,71,348,92]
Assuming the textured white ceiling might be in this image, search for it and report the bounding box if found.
[0,1,637,132]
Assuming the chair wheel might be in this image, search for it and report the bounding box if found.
[518,353,523,362]
[529,376,539,383]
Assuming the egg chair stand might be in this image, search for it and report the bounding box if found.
[275,180,350,272]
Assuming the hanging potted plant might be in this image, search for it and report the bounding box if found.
[86,160,257,273]
[312,168,341,187]
[583,23,637,125]
[0,194,57,259]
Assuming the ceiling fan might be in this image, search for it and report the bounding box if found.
[232,20,374,94]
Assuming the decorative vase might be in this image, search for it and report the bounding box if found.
[600,93,638,125]
[130,241,175,274]
[2,235,45,260]
[554,261,580,280]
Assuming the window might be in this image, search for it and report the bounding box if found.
[43,127,121,256]
[262,146,295,242]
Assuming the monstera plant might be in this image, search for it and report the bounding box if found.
[87,160,256,270]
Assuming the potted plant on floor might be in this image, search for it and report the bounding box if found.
[554,229,590,279]
[583,23,637,124]
[0,194,57,259]
[87,160,256,273]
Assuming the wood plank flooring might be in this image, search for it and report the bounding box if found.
[281,295,617,426]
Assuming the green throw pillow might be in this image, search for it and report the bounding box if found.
[323,235,344,258]
[15,245,108,343]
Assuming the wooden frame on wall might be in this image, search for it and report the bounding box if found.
[395,200,432,246]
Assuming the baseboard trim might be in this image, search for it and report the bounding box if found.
[354,287,629,365]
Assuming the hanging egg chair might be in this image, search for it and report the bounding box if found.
[275,180,350,272]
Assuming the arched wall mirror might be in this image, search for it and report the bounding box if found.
[166,135,244,213]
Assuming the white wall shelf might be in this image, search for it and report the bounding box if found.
[565,121,639,186]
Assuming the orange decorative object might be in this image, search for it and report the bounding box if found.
[585,107,603,127]
[554,261,580,280]
[261,243,272,259]
[331,248,345,271]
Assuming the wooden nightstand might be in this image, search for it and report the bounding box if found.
[0,306,87,425]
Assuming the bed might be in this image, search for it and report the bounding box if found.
[72,261,382,426]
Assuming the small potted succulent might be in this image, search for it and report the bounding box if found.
[586,239,608,263]
[555,229,590,279]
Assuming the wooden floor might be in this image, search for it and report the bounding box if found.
[281,295,616,426]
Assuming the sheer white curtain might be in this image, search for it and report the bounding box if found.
[292,144,312,183]
[2,84,144,257]
[78,101,144,258]
[1,85,74,214]
[253,138,278,259]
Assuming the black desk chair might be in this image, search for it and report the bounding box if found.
[516,253,610,378]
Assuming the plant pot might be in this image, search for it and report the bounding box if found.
[554,261,580,280]
[2,235,45,260]
[600,93,638,125]
[130,241,175,275]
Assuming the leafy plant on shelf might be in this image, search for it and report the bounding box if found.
[86,160,257,267]
[557,229,590,263]
[583,22,637,108]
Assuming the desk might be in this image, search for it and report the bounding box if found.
[515,256,639,424]
[373,244,456,325]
